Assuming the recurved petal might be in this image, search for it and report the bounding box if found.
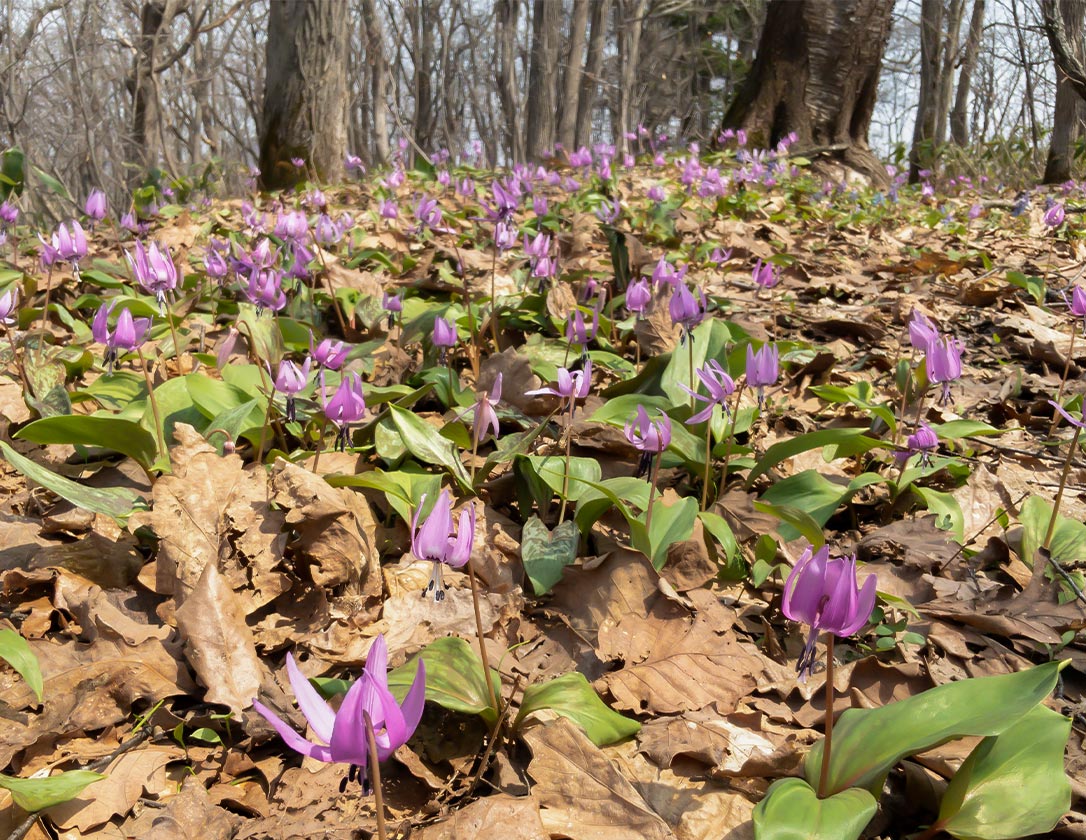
[838,568,878,637]
[328,676,371,766]
[781,546,825,625]
[399,659,426,745]
[285,652,336,744]
[252,698,334,763]
[364,635,389,686]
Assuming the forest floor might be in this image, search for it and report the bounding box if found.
[0,153,1084,840]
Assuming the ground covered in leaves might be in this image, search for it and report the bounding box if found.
[0,151,1085,839]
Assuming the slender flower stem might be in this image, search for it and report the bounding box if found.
[489,246,500,349]
[447,362,457,409]
[362,711,388,840]
[164,308,182,376]
[558,411,573,524]
[1049,321,1078,437]
[687,335,696,411]
[892,349,918,447]
[719,382,746,493]
[466,558,500,715]
[818,635,835,799]
[645,449,662,536]
[37,266,54,363]
[701,412,714,510]
[1044,424,1081,552]
[6,329,29,394]
[136,348,167,466]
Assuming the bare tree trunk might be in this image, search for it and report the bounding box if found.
[575,0,610,149]
[909,0,943,182]
[934,0,965,146]
[721,0,894,185]
[950,0,985,145]
[525,0,561,161]
[557,0,590,151]
[613,0,648,156]
[1009,0,1040,157]
[1044,0,1086,182]
[129,0,183,178]
[362,0,390,165]
[496,0,522,162]
[412,0,436,153]
[259,0,349,190]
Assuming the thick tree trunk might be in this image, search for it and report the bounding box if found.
[575,0,610,149]
[720,0,894,185]
[129,0,182,177]
[413,0,436,154]
[497,0,522,162]
[1044,0,1086,183]
[613,0,648,156]
[909,0,943,182]
[557,0,590,151]
[525,0,561,161]
[934,0,965,146]
[362,0,390,166]
[950,0,985,145]
[258,0,348,190]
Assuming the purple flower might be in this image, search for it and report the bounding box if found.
[709,247,732,267]
[908,310,939,352]
[204,245,229,281]
[746,343,780,404]
[274,358,311,422]
[526,359,592,417]
[565,306,599,349]
[92,302,150,373]
[925,336,963,404]
[669,284,705,337]
[48,221,88,269]
[782,545,877,680]
[1049,399,1086,430]
[647,185,666,203]
[246,269,288,314]
[0,288,19,326]
[275,210,309,243]
[625,278,651,319]
[0,201,18,225]
[432,316,457,363]
[411,490,476,601]
[84,189,107,223]
[251,634,425,781]
[456,177,475,197]
[322,372,367,450]
[625,404,671,478]
[680,360,736,424]
[752,259,779,290]
[311,335,351,370]
[471,374,502,445]
[345,154,365,173]
[378,199,399,221]
[533,195,548,217]
[494,220,518,253]
[413,196,443,233]
[1045,201,1066,228]
[127,240,177,313]
[291,157,305,169]
[900,421,939,466]
[313,214,341,246]
[595,198,620,224]
[1066,284,1086,332]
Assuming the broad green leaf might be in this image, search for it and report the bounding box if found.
[746,428,886,485]
[805,661,1066,797]
[520,515,580,595]
[754,501,826,548]
[809,381,897,432]
[937,705,1071,840]
[752,777,877,840]
[1005,271,1045,306]
[327,467,442,525]
[387,404,472,491]
[16,415,158,470]
[631,494,699,570]
[760,471,885,539]
[0,770,104,812]
[0,629,42,702]
[475,422,549,487]
[524,454,603,503]
[588,394,672,425]
[1019,495,1086,571]
[514,672,640,746]
[912,487,965,543]
[698,510,744,578]
[1,147,25,199]
[141,375,205,455]
[574,476,649,534]
[33,165,70,199]
[386,637,498,726]
[0,441,145,525]
[932,419,1003,442]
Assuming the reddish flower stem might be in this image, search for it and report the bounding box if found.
[818,634,835,799]
[363,711,387,840]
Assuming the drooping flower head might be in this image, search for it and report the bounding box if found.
[382,291,402,330]
[745,342,780,405]
[625,404,672,478]
[251,634,425,788]
[470,373,502,446]
[92,301,151,373]
[47,221,88,271]
[310,334,351,370]
[246,268,288,314]
[411,490,476,601]
[127,240,178,313]
[1044,201,1066,229]
[432,316,458,364]
[925,335,964,405]
[273,358,311,422]
[525,359,592,418]
[781,545,877,680]
[752,259,780,290]
[669,284,706,340]
[625,278,651,319]
[321,372,367,450]
[907,310,939,353]
[1065,284,1086,333]
[84,189,108,224]
[898,421,939,467]
[680,360,736,424]
[0,288,19,327]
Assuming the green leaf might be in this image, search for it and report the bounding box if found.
[15,415,158,471]
[1019,495,1086,572]
[937,705,1071,840]
[327,467,442,525]
[0,629,42,702]
[387,404,472,491]
[0,770,104,812]
[698,510,744,579]
[32,165,70,199]
[520,515,580,595]
[386,637,498,726]
[754,501,826,548]
[932,419,1003,442]
[747,428,886,485]
[1005,271,1046,306]
[631,494,699,570]
[912,487,965,543]
[524,454,603,503]
[574,476,649,535]
[0,441,145,525]
[759,471,885,539]
[752,777,877,840]
[805,661,1066,797]
[1,147,26,199]
[514,672,640,746]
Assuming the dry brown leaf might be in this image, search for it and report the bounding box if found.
[47,745,179,832]
[175,561,268,716]
[140,776,240,840]
[524,717,676,840]
[414,794,547,839]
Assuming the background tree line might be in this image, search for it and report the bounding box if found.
[0,0,1083,209]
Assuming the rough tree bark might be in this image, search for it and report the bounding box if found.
[259,0,348,190]
[950,0,985,145]
[720,0,895,185]
[361,0,390,166]
[557,0,590,151]
[613,0,648,155]
[575,0,611,149]
[909,0,943,182]
[1043,0,1086,183]
[525,0,561,161]
[934,0,965,147]
[496,0,522,162]
[129,0,184,177]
